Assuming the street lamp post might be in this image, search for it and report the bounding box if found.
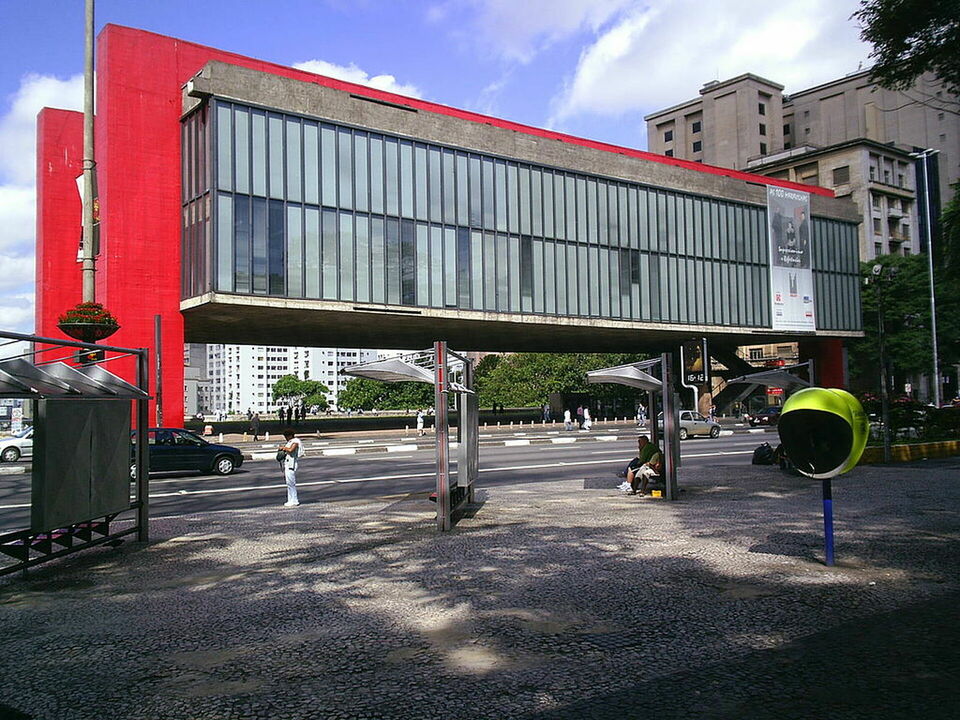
[869,264,897,464]
[81,0,97,303]
[910,148,941,407]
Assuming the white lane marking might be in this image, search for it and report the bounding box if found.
[386,445,412,452]
[551,438,577,444]
[357,440,376,444]
[323,448,357,456]
[504,439,530,446]
[596,436,618,442]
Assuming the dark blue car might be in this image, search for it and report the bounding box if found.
[130,428,244,478]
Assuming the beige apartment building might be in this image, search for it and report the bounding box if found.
[645,70,957,260]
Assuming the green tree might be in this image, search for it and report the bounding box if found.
[940,182,960,273]
[336,377,433,411]
[848,253,960,394]
[853,0,960,94]
[272,374,329,411]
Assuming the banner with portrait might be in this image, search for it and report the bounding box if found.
[767,186,815,332]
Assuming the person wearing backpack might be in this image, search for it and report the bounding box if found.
[277,428,303,507]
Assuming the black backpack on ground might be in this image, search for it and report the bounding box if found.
[752,442,775,465]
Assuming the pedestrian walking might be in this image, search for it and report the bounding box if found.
[542,403,551,422]
[416,409,425,437]
[251,412,261,441]
[582,407,592,431]
[564,408,573,431]
[576,405,584,428]
[277,429,302,507]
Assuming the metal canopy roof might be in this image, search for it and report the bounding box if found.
[0,359,149,399]
[586,359,663,391]
[725,364,812,390]
[341,357,435,385]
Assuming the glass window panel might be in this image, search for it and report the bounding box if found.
[321,125,336,207]
[554,174,565,240]
[589,245,601,316]
[442,150,456,225]
[543,171,554,239]
[627,187,638,248]
[370,135,384,214]
[555,243,567,315]
[234,195,250,293]
[286,205,302,298]
[303,122,318,205]
[252,197,268,293]
[519,166,531,236]
[233,108,249,194]
[415,145,428,221]
[494,161,507,232]
[384,138,399,216]
[430,226,443,308]
[456,154,469,226]
[496,234,509,312]
[531,169,543,238]
[567,244,579,315]
[340,212,355,301]
[354,133,368,212]
[322,208,338,299]
[544,240,555,314]
[507,164,519,234]
[609,248,621,318]
[520,236,533,312]
[638,253,648,320]
[286,118,302,203]
[251,110,267,197]
[444,227,457,307]
[469,156,482,227]
[565,176,577,242]
[483,233,496,311]
[400,219,416,305]
[355,214,369,302]
[305,207,320,298]
[416,223,430,306]
[268,115,283,200]
[471,230,483,310]
[217,104,233,191]
[577,178,588,243]
[482,158,495,230]
[429,147,442,223]
[457,227,470,308]
[217,193,233,291]
[598,182,608,246]
[611,185,622,246]
[509,235,521,312]
[371,217,385,303]
[338,128,353,210]
[532,239,544,314]
[400,141,414,218]
[619,248,631,319]
[385,218,400,304]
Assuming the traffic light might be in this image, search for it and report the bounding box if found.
[777,387,868,478]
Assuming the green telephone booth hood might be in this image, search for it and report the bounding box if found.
[778,387,869,479]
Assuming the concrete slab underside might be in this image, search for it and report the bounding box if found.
[1,460,958,719]
[181,294,858,351]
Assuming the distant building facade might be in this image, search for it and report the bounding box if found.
[645,70,957,260]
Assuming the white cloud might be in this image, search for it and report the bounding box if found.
[0,73,82,334]
[432,0,634,63]
[292,59,422,98]
[548,0,871,133]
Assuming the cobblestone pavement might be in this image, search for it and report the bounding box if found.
[1,459,958,719]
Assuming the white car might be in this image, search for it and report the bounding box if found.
[657,411,722,440]
[0,427,33,462]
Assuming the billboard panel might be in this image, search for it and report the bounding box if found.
[768,186,815,332]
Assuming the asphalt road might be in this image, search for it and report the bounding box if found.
[0,433,767,533]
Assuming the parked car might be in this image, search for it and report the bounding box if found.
[657,411,722,440]
[748,406,782,426]
[130,428,243,478]
[0,427,33,462]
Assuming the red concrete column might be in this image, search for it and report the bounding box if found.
[799,338,847,388]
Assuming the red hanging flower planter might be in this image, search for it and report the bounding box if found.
[57,302,120,343]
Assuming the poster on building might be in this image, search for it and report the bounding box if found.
[767,186,815,332]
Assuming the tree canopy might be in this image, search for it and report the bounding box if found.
[336,377,433,411]
[854,0,960,94]
[272,374,330,411]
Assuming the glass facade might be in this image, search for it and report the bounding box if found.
[182,99,861,332]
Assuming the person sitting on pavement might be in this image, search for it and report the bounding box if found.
[631,450,663,496]
[617,435,659,493]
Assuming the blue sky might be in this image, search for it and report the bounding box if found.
[0,0,871,337]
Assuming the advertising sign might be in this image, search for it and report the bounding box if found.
[681,338,709,386]
[11,407,23,435]
[768,186,815,332]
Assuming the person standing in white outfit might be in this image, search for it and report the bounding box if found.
[582,407,592,431]
[279,429,302,507]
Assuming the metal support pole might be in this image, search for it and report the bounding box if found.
[878,285,892,463]
[661,352,678,501]
[919,151,942,408]
[81,0,97,302]
[434,341,450,531]
[136,348,150,542]
[648,389,659,448]
[154,315,163,427]
[821,478,834,566]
